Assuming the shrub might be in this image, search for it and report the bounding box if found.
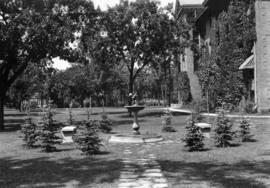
[29,101,39,110]
[98,113,112,133]
[86,107,91,121]
[244,101,257,114]
[213,110,236,147]
[178,71,192,105]
[193,109,204,123]
[68,106,73,125]
[37,106,60,152]
[21,114,37,148]
[73,120,102,155]
[182,113,204,151]
[239,117,254,142]
[161,108,176,132]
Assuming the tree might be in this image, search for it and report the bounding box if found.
[214,109,236,147]
[37,104,60,152]
[0,0,96,130]
[73,120,102,155]
[21,109,37,148]
[182,113,204,151]
[146,5,190,106]
[239,116,254,142]
[81,0,189,106]
[6,75,33,110]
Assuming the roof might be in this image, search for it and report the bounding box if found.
[178,4,203,17]
[196,0,231,26]
[239,55,254,70]
[202,0,209,6]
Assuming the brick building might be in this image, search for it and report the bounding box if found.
[176,0,270,112]
[254,0,270,112]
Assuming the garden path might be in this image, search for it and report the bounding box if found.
[118,145,168,188]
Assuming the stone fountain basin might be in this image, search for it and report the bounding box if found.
[109,133,163,143]
[125,105,145,113]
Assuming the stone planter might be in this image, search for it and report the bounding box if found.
[61,126,76,143]
[195,123,211,138]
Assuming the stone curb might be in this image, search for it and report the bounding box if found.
[167,108,270,119]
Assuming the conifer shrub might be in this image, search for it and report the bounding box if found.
[213,109,236,147]
[21,112,38,148]
[37,106,60,152]
[73,120,102,155]
[182,113,204,151]
[68,106,73,125]
[239,117,254,142]
[161,108,176,132]
[98,113,112,133]
[86,107,91,121]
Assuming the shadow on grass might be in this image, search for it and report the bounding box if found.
[4,119,25,124]
[119,111,162,118]
[181,148,212,152]
[158,159,270,188]
[119,111,189,119]
[0,156,122,187]
[4,113,26,117]
[0,123,22,132]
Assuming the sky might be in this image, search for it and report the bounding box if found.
[53,0,204,70]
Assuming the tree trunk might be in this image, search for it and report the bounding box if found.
[128,76,134,117]
[128,75,134,105]
[161,84,165,107]
[176,55,182,104]
[0,95,5,131]
[168,65,172,106]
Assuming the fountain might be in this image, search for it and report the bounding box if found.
[109,93,163,143]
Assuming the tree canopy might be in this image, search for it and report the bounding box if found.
[0,0,97,130]
[81,0,189,105]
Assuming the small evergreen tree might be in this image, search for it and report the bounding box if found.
[37,105,60,152]
[182,113,204,151]
[73,120,102,155]
[161,108,176,132]
[214,110,236,147]
[86,107,91,121]
[68,104,73,125]
[98,113,112,133]
[21,110,37,148]
[239,116,254,142]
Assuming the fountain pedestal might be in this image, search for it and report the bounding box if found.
[108,105,163,143]
[132,111,140,134]
[125,105,144,135]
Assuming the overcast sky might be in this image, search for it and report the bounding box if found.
[53,0,204,70]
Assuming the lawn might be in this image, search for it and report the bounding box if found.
[1,107,270,187]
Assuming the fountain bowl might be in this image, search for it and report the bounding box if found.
[125,105,145,113]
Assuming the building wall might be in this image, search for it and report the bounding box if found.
[255,0,270,112]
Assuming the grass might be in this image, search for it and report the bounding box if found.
[1,107,270,187]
